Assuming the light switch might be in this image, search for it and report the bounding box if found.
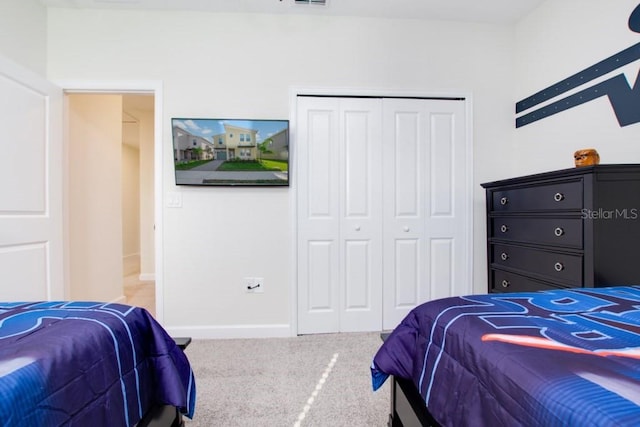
[166,192,182,208]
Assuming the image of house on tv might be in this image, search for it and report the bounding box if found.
[211,123,258,161]
[172,126,215,163]
[257,128,288,161]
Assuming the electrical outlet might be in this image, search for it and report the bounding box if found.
[244,277,264,293]
[253,277,264,293]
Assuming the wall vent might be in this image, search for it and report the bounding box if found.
[295,0,327,5]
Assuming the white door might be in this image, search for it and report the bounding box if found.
[296,95,471,334]
[297,96,383,334]
[0,55,64,301]
[382,98,470,330]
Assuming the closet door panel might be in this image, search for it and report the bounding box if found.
[393,238,420,308]
[307,240,336,311]
[430,238,454,300]
[339,99,382,332]
[426,102,470,298]
[430,113,454,216]
[382,98,470,330]
[297,97,340,334]
[393,111,421,217]
[382,100,427,330]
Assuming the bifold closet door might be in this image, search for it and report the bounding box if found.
[297,96,383,334]
[381,98,470,330]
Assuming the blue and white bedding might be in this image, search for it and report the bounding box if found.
[0,301,196,427]
[372,286,640,426]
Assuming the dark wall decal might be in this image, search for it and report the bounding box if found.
[516,3,640,128]
[630,2,640,32]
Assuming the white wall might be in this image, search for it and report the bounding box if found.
[122,141,141,276]
[138,110,156,280]
[68,94,124,302]
[46,9,518,336]
[0,0,47,75]
[121,110,155,280]
[513,0,640,172]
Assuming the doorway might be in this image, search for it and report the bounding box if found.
[122,95,156,316]
[65,91,157,316]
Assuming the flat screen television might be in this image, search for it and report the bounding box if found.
[171,118,290,186]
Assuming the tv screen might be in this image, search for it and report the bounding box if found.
[171,118,290,186]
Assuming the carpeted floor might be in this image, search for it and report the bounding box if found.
[182,332,390,426]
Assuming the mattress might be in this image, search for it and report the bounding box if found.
[0,301,196,427]
[372,286,640,426]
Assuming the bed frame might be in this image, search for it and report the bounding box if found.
[381,333,440,427]
[139,405,185,427]
[138,337,193,427]
[388,375,440,427]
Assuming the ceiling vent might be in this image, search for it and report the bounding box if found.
[295,0,326,5]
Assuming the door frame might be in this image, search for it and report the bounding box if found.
[56,80,165,323]
[289,87,474,335]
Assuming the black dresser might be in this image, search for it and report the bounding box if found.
[481,164,640,293]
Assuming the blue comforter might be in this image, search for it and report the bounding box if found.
[0,301,196,427]
[372,286,640,426]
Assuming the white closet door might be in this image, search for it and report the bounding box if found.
[382,98,470,330]
[338,98,383,333]
[297,97,341,334]
[297,97,383,334]
[0,55,64,301]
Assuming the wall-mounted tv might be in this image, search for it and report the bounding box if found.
[171,118,290,186]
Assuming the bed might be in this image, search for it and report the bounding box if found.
[0,301,196,427]
[371,286,640,426]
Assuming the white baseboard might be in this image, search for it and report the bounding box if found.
[165,324,293,339]
[139,273,155,281]
[123,253,140,276]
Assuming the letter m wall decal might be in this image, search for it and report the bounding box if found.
[516,3,640,128]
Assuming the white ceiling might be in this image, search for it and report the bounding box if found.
[39,0,545,25]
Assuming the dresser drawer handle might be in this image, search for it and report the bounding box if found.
[554,262,564,272]
[554,192,565,202]
[500,252,509,261]
[500,224,508,233]
[554,227,564,237]
[501,280,510,288]
[500,197,508,205]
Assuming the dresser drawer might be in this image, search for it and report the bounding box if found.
[490,217,583,248]
[491,243,583,285]
[490,180,583,213]
[491,269,569,293]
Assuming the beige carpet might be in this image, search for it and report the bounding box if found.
[182,332,391,426]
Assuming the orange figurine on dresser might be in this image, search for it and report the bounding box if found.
[574,148,600,167]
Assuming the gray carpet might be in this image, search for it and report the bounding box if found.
[182,332,390,426]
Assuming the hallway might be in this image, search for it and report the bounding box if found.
[124,273,155,317]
